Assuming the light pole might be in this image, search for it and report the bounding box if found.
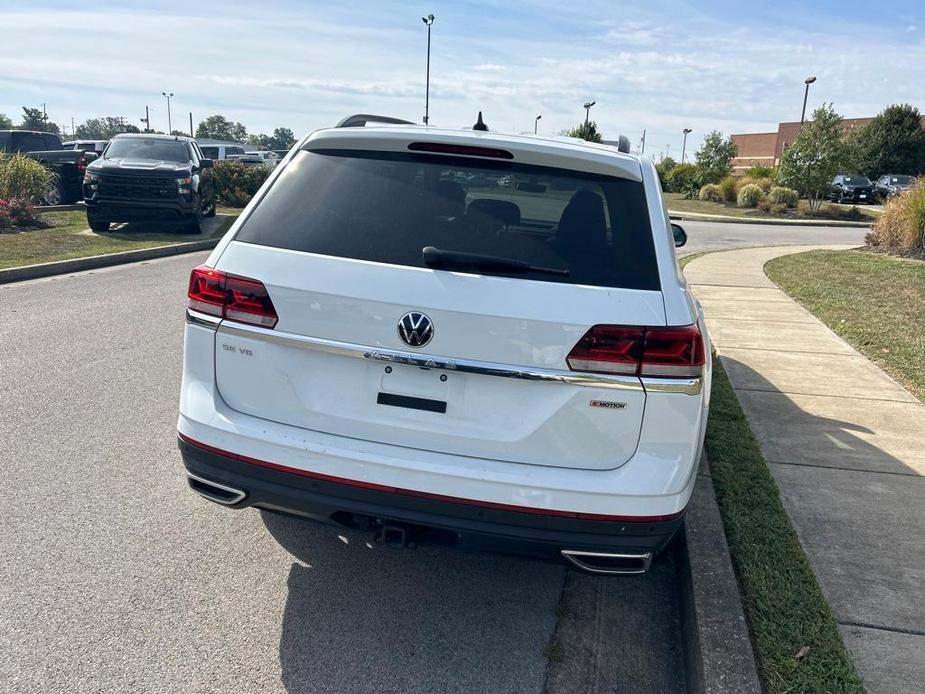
[665,144,671,159]
[421,14,435,125]
[681,128,692,163]
[583,101,596,127]
[162,92,174,133]
[534,114,542,134]
[800,76,816,126]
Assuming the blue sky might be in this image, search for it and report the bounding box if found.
[2,0,923,156]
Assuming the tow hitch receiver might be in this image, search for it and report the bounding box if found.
[378,523,414,548]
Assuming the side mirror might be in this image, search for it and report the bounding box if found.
[671,223,687,248]
[199,158,214,169]
[83,152,99,163]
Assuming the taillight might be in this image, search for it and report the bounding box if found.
[567,323,704,378]
[77,156,88,173]
[187,265,278,328]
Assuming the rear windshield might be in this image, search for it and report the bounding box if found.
[845,176,871,185]
[890,176,913,184]
[104,138,191,162]
[235,149,660,290]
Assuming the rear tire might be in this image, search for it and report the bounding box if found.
[205,200,217,217]
[87,213,110,233]
[184,205,204,235]
[41,180,64,206]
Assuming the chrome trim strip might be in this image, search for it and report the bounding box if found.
[641,376,703,396]
[560,550,653,575]
[217,322,645,391]
[186,308,221,329]
[186,472,247,505]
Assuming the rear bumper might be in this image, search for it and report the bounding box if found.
[179,435,684,560]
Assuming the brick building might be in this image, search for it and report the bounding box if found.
[731,116,925,172]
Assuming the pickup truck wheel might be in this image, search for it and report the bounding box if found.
[184,209,204,235]
[87,214,110,233]
[41,181,64,206]
[205,200,217,218]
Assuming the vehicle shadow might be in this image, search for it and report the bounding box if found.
[720,355,918,476]
[262,510,565,694]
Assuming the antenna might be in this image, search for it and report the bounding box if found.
[473,112,488,131]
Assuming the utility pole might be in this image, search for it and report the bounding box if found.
[640,129,646,155]
[665,144,671,159]
[141,106,150,133]
[800,76,817,126]
[681,128,692,164]
[583,101,596,126]
[162,92,174,133]
[422,14,435,125]
[189,112,194,138]
[71,117,75,137]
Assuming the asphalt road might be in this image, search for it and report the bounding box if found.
[0,254,687,694]
[677,219,869,256]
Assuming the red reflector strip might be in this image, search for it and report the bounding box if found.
[408,141,515,159]
[178,433,683,524]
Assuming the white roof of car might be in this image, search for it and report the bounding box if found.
[302,125,643,181]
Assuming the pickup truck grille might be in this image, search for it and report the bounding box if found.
[98,175,178,200]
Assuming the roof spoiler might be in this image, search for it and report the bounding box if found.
[336,114,415,128]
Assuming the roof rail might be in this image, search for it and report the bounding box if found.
[335,114,416,128]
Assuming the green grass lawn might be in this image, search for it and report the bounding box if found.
[682,251,862,692]
[766,249,925,401]
[664,192,879,222]
[0,209,242,270]
[705,357,862,693]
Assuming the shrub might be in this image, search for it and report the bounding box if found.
[768,186,799,208]
[0,197,41,230]
[757,199,771,213]
[698,183,724,203]
[664,163,700,195]
[769,202,788,216]
[655,157,677,190]
[718,176,737,202]
[867,179,925,252]
[744,165,776,180]
[737,183,764,207]
[212,160,271,207]
[739,176,773,193]
[0,152,53,203]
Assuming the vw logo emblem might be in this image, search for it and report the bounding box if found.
[398,311,433,348]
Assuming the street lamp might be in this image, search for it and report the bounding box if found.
[583,101,596,126]
[422,14,435,125]
[534,114,542,134]
[162,92,174,133]
[800,76,816,126]
[681,128,693,164]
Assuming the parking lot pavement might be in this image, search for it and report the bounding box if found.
[0,254,687,693]
[677,220,869,257]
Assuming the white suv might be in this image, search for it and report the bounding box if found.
[178,116,710,575]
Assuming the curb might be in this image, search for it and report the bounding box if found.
[40,203,85,213]
[0,238,219,284]
[668,210,872,228]
[680,457,762,694]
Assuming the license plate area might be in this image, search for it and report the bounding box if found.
[380,365,450,400]
[376,392,447,413]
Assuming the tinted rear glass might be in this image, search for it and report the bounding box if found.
[845,176,871,185]
[105,138,190,162]
[235,149,659,290]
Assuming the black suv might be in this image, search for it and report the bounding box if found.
[828,175,874,204]
[873,174,916,201]
[83,134,216,233]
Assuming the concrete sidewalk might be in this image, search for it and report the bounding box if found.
[686,246,925,694]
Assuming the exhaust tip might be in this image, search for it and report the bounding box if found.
[187,473,247,506]
[561,549,652,575]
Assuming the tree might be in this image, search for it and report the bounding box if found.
[18,107,60,133]
[850,104,925,178]
[694,130,737,184]
[75,117,139,139]
[0,113,12,129]
[247,127,296,150]
[196,114,247,142]
[562,121,603,143]
[779,104,851,209]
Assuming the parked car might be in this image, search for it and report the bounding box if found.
[82,133,215,233]
[227,152,273,168]
[62,139,110,154]
[828,175,874,204]
[198,143,245,161]
[0,129,97,204]
[178,115,710,575]
[873,174,916,201]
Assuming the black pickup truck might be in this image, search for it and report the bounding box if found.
[0,130,97,204]
[82,133,216,233]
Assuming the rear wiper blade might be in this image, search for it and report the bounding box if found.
[422,246,569,277]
